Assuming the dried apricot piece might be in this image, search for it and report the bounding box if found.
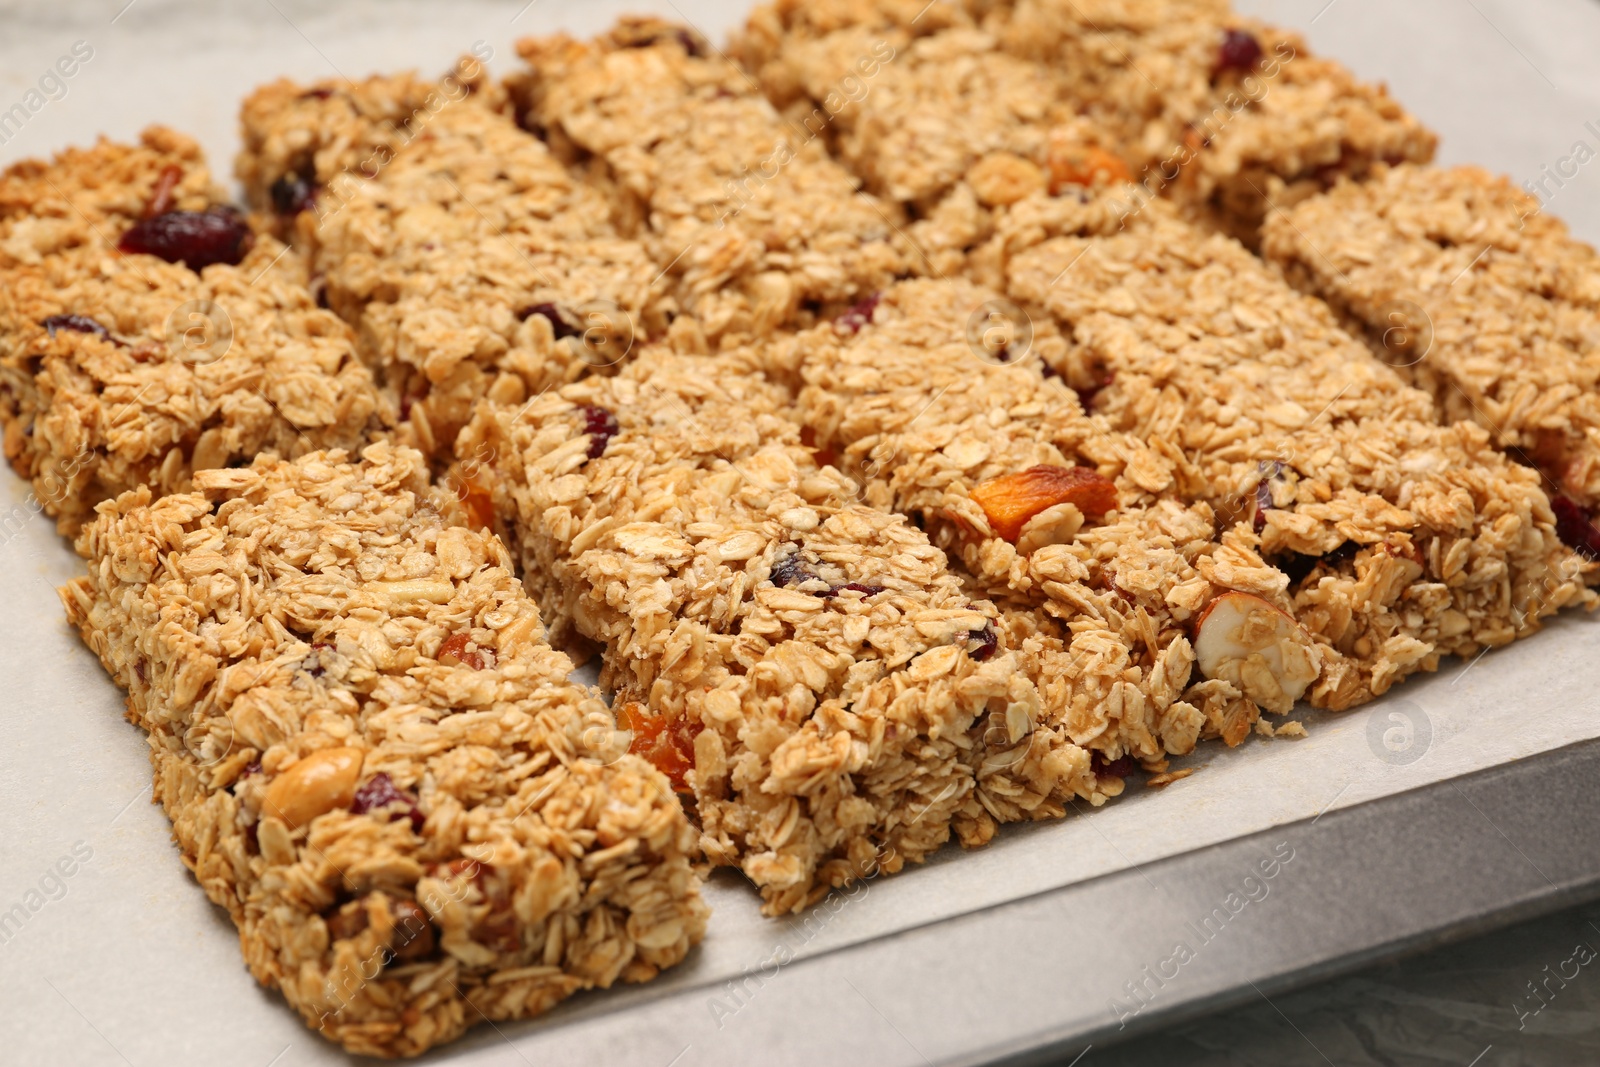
[970,465,1117,543]
[450,472,496,532]
[439,632,494,670]
[1047,145,1133,193]
[621,701,700,793]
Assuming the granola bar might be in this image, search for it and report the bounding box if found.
[787,276,1295,750]
[509,18,906,346]
[1261,163,1600,561]
[734,1,1105,274]
[0,128,386,536]
[989,191,1591,707]
[60,442,706,1058]
[736,0,1436,241]
[237,64,666,460]
[459,344,1103,914]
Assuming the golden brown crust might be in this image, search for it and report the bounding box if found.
[734,0,1436,241]
[1262,163,1600,525]
[460,344,1111,914]
[0,128,387,536]
[236,67,665,461]
[992,192,1593,705]
[61,443,706,1057]
[510,18,907,347]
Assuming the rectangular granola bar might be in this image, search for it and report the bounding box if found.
[786,278,1246,750]
[1261,163,1600,563]
[60,442,706,1057]
[237,65,666,460]
[735,0,1436,241]
[460,344,1102,913]
[0,128,386,536]
[510,18,907,346]
[734,1,1102,273]
[991,192,1591,706]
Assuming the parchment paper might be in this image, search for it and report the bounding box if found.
[1,1,1598,1063]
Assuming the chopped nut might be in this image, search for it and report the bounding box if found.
[971,465,1117,543]
[966,152,1047,206]
[261,747,364,830]
[1193,592,1321,714]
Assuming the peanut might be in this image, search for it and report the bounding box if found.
[262,747,364,829]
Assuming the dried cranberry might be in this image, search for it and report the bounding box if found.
[966,620,998,661]
[1275,552,1320,587]
[41,314,110,341]
[305,641,334,679]
[1275,540,1356,586]
[300,87,335,100]
[838,292,881,334]
[820,582,885,598]
[1216,29,1263,76]
[518,302,582,340]
[1091,752,1139,781]
[770,552,816,587]
[350,772,427,832]
[227,761,262,795]
[1074,370,1114,410]
[269,172,317,216]
[119,208,253,270]
[1553,495,1600,560]
[578,404,619,460]
[1254,460,1285,533]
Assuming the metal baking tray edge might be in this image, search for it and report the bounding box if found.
[460,737,1600,1067]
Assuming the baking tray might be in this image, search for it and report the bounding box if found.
[2,0,1599,1064]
